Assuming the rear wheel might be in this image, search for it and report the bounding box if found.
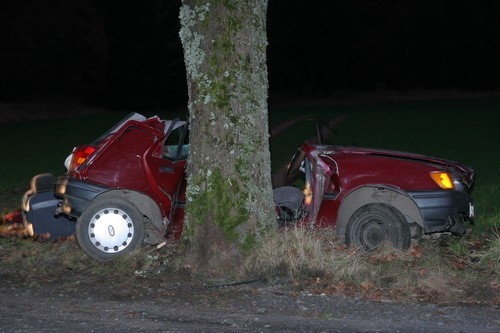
[76,197,145,261]
[346,203,411,250]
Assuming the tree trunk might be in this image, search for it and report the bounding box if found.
[179,0,275,272]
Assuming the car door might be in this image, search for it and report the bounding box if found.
[154,120,189,198]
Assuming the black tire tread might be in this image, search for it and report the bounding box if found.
[345,203,411,250]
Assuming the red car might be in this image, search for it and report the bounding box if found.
[22,113,475,261]
[275,141,474,250]
[23,113,188,261]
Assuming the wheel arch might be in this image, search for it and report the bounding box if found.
[336,185,424,242]
[91,189,165,232]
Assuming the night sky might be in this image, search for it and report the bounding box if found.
[1,0,499,110]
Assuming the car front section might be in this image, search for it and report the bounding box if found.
[273,142,476,250]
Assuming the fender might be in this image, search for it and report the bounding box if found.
[91,189,166,241]
[335,185,424,242]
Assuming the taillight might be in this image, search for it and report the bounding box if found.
[69,146,96,171]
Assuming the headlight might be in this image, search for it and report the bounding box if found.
[430,171,454,190]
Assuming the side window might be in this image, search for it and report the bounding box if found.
[163,125,190,161]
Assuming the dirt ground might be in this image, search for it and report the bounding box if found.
[0,268,499,333]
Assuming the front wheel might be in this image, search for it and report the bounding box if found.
[345,203,411,250]
[76,197,145,261]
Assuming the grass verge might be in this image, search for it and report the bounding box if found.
[242,227,499,305]
[2,221,497,305]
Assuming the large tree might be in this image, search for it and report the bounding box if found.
[178,0,275,271]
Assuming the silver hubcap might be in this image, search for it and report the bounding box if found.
[88,207,134,253]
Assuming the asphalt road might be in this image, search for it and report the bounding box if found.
[0,276,499,333]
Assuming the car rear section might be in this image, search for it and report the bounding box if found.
[23,113,189,261]
[54,115,189,261]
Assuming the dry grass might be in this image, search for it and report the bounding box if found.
[478,228,500,275]
[243,227,367,280]
[1,218,499,305]
[0,221,158,282]
[242,227,500,305]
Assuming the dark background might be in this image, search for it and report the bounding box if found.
[1,0,499,110]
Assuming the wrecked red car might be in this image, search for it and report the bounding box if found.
[23,113,188,261]
[22,113,475,261]
[275,141,474,250]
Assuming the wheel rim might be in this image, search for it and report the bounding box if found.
[359,216,392,249]
[88,207,134,253]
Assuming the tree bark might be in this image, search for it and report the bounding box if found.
[179,0,275,271]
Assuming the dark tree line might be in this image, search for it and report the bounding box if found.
[1,0,499,108]
[0,0,184,109]
[0,0,108,99]
[269,0,500,97]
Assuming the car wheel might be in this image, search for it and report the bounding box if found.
[76,197,145,261]
[345,203,411,250]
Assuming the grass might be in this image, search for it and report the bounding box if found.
[3,224,497,305]
[243,227,500,304]
[0,97,499,304]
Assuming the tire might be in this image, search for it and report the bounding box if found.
[76,197,145,261]
[345,203,411,250]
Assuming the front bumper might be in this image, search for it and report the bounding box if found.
[408,190,474,234]
[55,176,109,218]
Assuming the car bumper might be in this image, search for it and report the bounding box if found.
[408,190,474,234]
[55,176,109,218]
